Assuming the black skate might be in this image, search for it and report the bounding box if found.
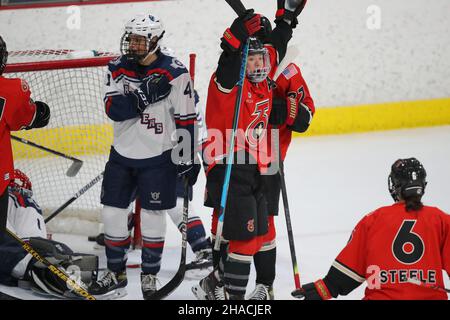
[186,248,213,270]
[192,270,228,300]
[141,273,158,300]
[247,283,274,300]
[88,270,127,299]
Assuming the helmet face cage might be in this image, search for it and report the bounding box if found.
[246,39,271,83]
[0,36,7,75]
[388,158,427,202]
[121,14,165,63]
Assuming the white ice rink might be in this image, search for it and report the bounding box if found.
[2,126,449,300]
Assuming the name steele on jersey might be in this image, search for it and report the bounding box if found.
[366,265,437,288]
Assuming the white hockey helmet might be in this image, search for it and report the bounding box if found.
[120,14,165,62]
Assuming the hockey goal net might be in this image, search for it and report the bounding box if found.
[4,49,121,237]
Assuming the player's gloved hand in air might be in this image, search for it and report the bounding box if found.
[221,9,262,53]
[291,279,333,300]
[178,161,201,186]
[130,73,172,113]
[275,0,308,29]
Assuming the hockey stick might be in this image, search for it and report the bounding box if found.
[272,127,302,295]
[214,37,251,251]
[225,0,247,16]
[4,228,95,300]
[11,135,83,177]
[146,177,190,300]
[45,172,104,223]
[407,278,450,294]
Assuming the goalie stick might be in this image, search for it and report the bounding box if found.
[11,135,83,177]
[45,171,104,223]
[4,228,95,300]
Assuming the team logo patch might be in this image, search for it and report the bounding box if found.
[150,192,161,204]
[247,219,255,233]
[21,80,29,92]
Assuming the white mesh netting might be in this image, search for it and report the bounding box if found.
[5,50,118,236]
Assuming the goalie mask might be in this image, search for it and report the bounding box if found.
[246,37,271,83]
[388,157,427,202]
[120,14,165,63]
[9,169,32,197]
[0,35,7,75]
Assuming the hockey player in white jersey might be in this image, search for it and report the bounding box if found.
[90,14,199,300]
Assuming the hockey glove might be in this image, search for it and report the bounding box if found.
[275,0,308,29]
[292,279,333,300]
[177,162,201,186]
[130,73,172,113]
[269,96,298,126]
[27,101,50,129]
[221,9,262,53]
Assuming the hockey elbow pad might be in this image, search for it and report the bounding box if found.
[28,101,50,129]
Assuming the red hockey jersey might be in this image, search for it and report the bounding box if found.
[203,46,278,173]
[270,63,315,161]
[334,202,450,300]
[0,76,36,194]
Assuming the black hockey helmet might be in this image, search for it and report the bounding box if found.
[388,157,427,202]
[0,35,8,75]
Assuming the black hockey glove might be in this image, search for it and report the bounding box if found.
[269,97,288,126]
[275,0,308,29]
[292,279,333,300]
[130,73,172,113]
[27,101,50,129]
[221,9,262,53]
[178,161,201,186]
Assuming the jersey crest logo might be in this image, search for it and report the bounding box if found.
[141,114,163,134]
[247,219,255,233]
[245,99,269,147]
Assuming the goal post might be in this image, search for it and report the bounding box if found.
[4,49,140,240]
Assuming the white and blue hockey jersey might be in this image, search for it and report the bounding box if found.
[103,52,198,162]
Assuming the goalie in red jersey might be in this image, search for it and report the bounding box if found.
[0,35,50,234]
[296,158,450,300]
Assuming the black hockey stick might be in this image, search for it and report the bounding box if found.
[4,228,95,300]
[45,172,104,223]
[11,135,83,177]
[272,128,302,295]
[146,177,189,300]
[225,0,247,16]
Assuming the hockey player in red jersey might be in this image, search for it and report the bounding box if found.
[193,1,308,300]
[0,35,50,234]
[296,158,450,300]
[247,62,315,300]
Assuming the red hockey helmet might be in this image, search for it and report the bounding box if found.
[9,169,32,196]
